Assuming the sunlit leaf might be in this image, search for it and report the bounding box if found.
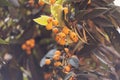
[51,4,65,27]
[33,15,50,26]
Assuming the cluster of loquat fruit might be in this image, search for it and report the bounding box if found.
[46,16,79,45]
[54,27,79,45]
[21,38,35,55]
[44,48,74,73]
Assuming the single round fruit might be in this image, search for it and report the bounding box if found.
[46,22,53,30]
[64,48,69,53]
[21,44,27,50]
[47,17,53,23]
[30,38,35,44]
[54,50,61,56]
[58,32,66,39]
[45,59,51,65]
[49,0,56,5]
[52,28,59,34]
[70,32,78,42]
[64,66,71,72]
[53,54,60,61]
[55,35,60,41]
[29,42,35,48]
[38,0,45,6]
[62,26,70,35]
[52,20,58,26]
[58,39,66,45]
[54,61,62,67]
[63,7,68,15]
[29,39,35,48]
[26,40,31,46]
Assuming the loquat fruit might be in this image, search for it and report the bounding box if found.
[54,61,62,67]
[29,39,35,48]
[64,66,71,72]
[30,38,35,44]
[70,32,78,42]
[58,32,66,39]
[45,59,51,65]
[55,35,60,41]
[53,54,60,61]
[21,44,27,50]
[58,39,66,45]
[52,28,59,34]
[49,0,56,5]
[62,26,70,35]
[63,7,68,15]
[38,0,45,6]
[26,40,31,46]
[54,50,61,56]
[29,42,35,48]
[46,22,53,30]
[52,20,58,26]
[47,17,53,23]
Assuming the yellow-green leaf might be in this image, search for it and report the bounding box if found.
[33,15,49,26]
[0,38,8,44]
[51,4,65,27]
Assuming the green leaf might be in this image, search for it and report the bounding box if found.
[33,15,50,26]
[0,38,8,44]
[0,0,11,6]
[51,4,65,27]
